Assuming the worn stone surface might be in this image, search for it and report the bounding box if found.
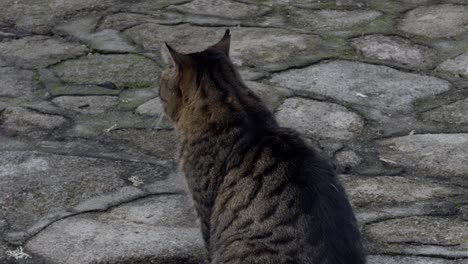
[52,96,119,114]
[0,36,88,68]
[422,99,468,126]
[51,54,160,89]
[2,0,468,262]
[270,60,451,122]
[437,52,468,78]
[0,67,38,98]
[169,0,270,19]
[25,213,204,264]
[367,255,467,264]
[340,175,463,208]
[378,134,468,180]
[125,24,338,71]
[399,4,468,38]
[246,81,292,112]
[48,84,121,97]
[291,9,382,31]
[365,216,468,245]
[135,97,164,116]
[351,35,437,69]
[0,151,172,235]
[119,89,157,111]
[276,98,364,141]
[0,107,67,137]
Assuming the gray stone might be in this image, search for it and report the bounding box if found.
[50,54,160,89]
[49,84,121,97]
[125,24,337,71]
[87,29,137,53]
[276,98,364,141]
[365,216,468,245]
[291,9,382,31]
[98,194,197,227]
[124,0,192,14]
[67,112,157,138]
[246,81,292,112]
[119,88,157,111]
[169,0,270,19]
[339,175,463,208]
[270,60,451,122]
[54,15,100,40]
[110,129,178,159]
[0,107,67,137]
[422,99,468,126]
[25,215,204,264]
[135,97,164,116]
[0,0,119,34]
[0,67,38,98]
[334,149,362,171]
[350,35,437,69]
[378,134,468,179]
[399,4,468,38]
[52,96,119,114]
[0,36,87,68]
[0,150,173,241]
[98,13,165,31]
[437,52,468,78]
[356,201,458,225]
[367,255,465,264]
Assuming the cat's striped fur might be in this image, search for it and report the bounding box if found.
[159,30,365,264]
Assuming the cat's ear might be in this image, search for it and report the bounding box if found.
[209,29,231,56]
[161,42,188,67]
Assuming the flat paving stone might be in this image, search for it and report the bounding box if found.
[0,107,67,137]
[0,150,173,243]
[246,81,292,112]
[48,84,121,97]
[378,134,468,181]
[291,9,382,31]
[276,97,364,141]
[25,212,204,264]
[367,255,467,264]
[124,0,192,14]
[110,129,177,158]
[0,36,87,69]
[422,99,468,126]
[119,88,157,111]
[365,216,468,245]
[398,4,468,38]
[437,52,468,78]
[52,96,119,114]
[87,29,137,53]
[350,34,437,69]
[135,97,164,116]
[168,0,270,19]
[270,60,451,122]
[0,67,38,98]
[124,24,337,71]
[0,0,119,34]
[66,112,157,138]
[339,175,463,208]
[50,54,160,89]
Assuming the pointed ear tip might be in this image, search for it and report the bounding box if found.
[224,29,231,37]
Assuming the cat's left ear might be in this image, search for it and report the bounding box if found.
[209,29,231,56]
[161,42,188,68]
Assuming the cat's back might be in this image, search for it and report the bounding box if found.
[210,128,365,264]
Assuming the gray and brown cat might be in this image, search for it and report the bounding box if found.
[159,30,365,264]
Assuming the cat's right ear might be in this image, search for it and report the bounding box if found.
[161,42,188,68]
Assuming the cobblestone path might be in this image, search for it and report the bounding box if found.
[0,0,467,263]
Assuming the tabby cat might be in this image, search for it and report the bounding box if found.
[159,30,365,264]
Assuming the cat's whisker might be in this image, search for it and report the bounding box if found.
[151,112,164,134]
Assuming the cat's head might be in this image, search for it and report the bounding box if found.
[159,30,233,124]
[159,30,272,136]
